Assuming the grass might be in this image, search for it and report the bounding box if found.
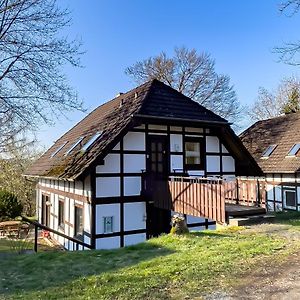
[1,222,298,300]
[0,239,32,254]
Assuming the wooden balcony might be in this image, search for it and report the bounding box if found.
[142,176,266,225]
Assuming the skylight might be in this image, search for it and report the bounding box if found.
[261,144,277,158]
[65,137,84,155]
[81,132,102,152]
[51,141,68,158]
[287,143,300,157]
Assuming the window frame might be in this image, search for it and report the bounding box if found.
[261,144,277,159]
[184,136,205,170]
[283,187,297,210]
[81,131,103,152]
[287,143,300,157]
[58,198,65,230]
[74,205,84,238]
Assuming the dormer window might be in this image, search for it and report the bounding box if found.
[65,137,84,155]
[51,141,68,158]
[287,143,300,157]
[81,132,103,152]
[261,144,277,158]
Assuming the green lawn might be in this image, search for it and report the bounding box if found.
[1,216,300,300]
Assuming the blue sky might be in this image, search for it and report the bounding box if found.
[37,0,300,148]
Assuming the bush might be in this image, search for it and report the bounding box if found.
[170,214,189,235]
[0,190,23,221]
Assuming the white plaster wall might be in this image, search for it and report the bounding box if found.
[123,132,145,151]
[267,202,274,212]
[221,145,229,153]
[113,143,120,150]
[171,155,183,172]
[206,156,220,172]
[96,236,120,249]
[65,197,70,222]
[124,233,146,246]
[84,202,91,233]
[96,154,120,174]
[96,177,120,197]
[222,156,235,172]
[187,170,205,176]
[170,126,182,132]
[69,199,75,226]
[206,136,219,152]
[282,175,296,183]
[124,177,141,196]
[95,204,120,234]
[186,215,206,224]
[170,134,183,152]
[148,124,167,131]
[275,186,282,201]
[124,202,146,231]
[185,127,203,133]
[266,185,274,201]
[124,154,145,173]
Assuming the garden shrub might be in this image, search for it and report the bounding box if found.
[0,190,23,221]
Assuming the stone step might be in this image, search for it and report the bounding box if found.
[228,214,276,226]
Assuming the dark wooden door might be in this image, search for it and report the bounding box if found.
[147,135,168,178]
[42,194,50,227]
[146,135,171,237]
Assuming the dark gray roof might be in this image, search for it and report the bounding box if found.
[26,79,259,179]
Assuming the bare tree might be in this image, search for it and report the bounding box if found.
[275,0,300,65]
[248,77,300,121]
[0,0,84,152]
[125,47,242,124]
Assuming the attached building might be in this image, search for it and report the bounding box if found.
[25,79,260,250]
[240,112,300,212]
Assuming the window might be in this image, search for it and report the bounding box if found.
[287,143,300,156]
[58,199,64,228]
[103,216,113,233]
[261,144,277,158]
[65,137,84,155]
[81,131,103,152]
[184,137,203,169]
[51,141,68,158]
[283,188,296,209]
[74,206,83,237]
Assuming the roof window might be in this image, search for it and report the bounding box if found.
[261,144,277,158]
[51,141,68,158]
[65,137,84,155]
[82,132,102,152]
[287,143,300,157]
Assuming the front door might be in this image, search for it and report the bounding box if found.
[146,135,171,237]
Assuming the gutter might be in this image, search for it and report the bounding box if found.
[23,174,75,182]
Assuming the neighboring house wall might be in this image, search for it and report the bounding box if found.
[37,176,92,250]
[94,124,235,249]
[265,173,300,212]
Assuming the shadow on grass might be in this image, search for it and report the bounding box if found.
[0,241,174,297]
[273,211,300,226]
[188,231,232,239]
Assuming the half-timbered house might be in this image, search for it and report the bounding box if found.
[25,79,261,250]
[240,112,300,212]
